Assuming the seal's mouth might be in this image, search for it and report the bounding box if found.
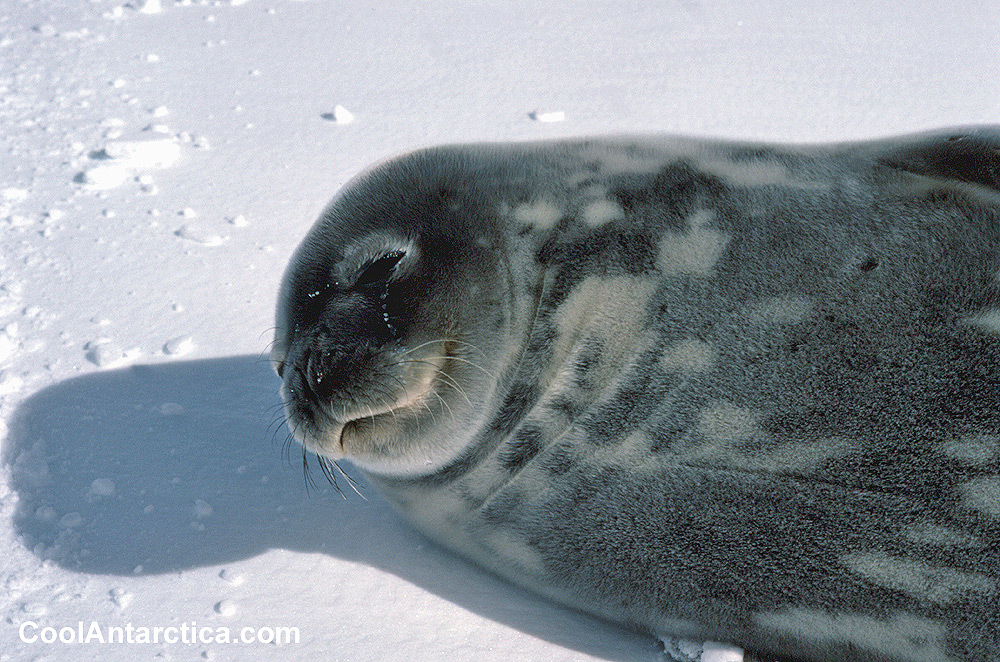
[338,365,441,446]
[297,340,452,459]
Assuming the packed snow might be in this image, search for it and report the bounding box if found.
[1,0,997,660]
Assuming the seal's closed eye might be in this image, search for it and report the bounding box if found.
[354,250,406,288]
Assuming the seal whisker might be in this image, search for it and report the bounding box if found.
[317,454,346,499]
[281,431,295,465]
[390,357,473,407]
[402,337,490,359]
[398,338,449,356]
[431,390,456,419]
[440,354,497,382]
[301,446,317,494]
[264,399,288,413]
[430,369,473,408]
[416,398,436,429]
[266,412,288,441]
[397,339,496,380]
[445,338,490,357]
[330,459,366,499]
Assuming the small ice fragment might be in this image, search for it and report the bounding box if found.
[22,603,48,617]
[86,342,125,367]
[661,636,702,661]
[219,569,245,585]
[529,110,566,123]
[214,600,236,616]
[179,207,197,218]
[322,105,354,124]
[194,499,213,518]
[76,164,130,190]
[45,208,65,221]
[101,138,180,168]
[660,637,745,662]
[159,402,184,415]
[151,105,169,118]
[175,224,224,246]
[35,506,56,522]
[145,53,160,63]
[0,325,18,362]
[110,587,134,608]
[138,0,162,13]
[59,512,83,528]
[89,478,116,497]
[2,187,29,202]
[0,372,23,394]
[229,214,247,227]
[231,0,249,5]
[163,335,194,355]
[701,642,745,662]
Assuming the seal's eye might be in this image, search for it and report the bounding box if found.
[355,250,406,288]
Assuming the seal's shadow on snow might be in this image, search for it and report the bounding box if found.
[4,356,654,660]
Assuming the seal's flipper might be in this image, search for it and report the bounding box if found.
[874,127,1000,192]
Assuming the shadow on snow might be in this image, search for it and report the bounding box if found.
[3,356,653,660]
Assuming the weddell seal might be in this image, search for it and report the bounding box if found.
[270,128,1000,662]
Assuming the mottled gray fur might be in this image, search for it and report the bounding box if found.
[273,128,1000,662]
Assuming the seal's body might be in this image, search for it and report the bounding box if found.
[272,129,1000,662]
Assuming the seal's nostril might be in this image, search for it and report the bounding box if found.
[305,346,347,401]
[302,347,323,399]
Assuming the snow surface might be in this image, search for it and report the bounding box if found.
[1,1,997,660]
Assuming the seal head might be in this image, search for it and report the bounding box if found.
[272,150,540,475]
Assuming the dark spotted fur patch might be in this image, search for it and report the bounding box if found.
[491,382,539,435]
[499,424,545,472]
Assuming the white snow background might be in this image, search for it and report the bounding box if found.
[1,1,997,660]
